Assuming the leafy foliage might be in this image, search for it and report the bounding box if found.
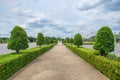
[74,33,83,47]
[69,38,74,44]
[93,50,100,55]
[28,36,36,42]
[65,37,70,43]
[49,37,57,44]
[0,38,8,43]
[93,26,114,56]
[7,26,28,53]
[83,42,94,45]
[106,53,117,60]
[36,33,44,46]
[44,37,50,44]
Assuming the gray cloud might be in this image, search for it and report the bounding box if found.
[103,0,120,11]
[76,2,101,11]
[1,0,120,38]
[77,0,120,12]
[0,20,13,23]
[28,19,52,28]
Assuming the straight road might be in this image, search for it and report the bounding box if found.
[8,43,109,80]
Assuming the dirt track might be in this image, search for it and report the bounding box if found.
[8,43,109,80]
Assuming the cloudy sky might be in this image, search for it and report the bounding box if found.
[0,0,120,38]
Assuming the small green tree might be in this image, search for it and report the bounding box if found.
[70,38,74,44]
[36,33,44,46]
[7,26,28,53]
[66,37,70,43]
[74,33,82,47]
[93,26,114,56]
[62,39,66,44]
[28,36,36,42]
[44,37,50,45]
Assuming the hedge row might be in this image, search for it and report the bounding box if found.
[0,44,55,80]
[83,42,94,45]
[65,44,120,80]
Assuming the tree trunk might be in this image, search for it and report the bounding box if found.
[101,51,105,56]
[16,50,19,53]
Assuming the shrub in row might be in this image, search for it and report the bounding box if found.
[65,44,120,80]
[83,42,94,45]
[0,44,55,80]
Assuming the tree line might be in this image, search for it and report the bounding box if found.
[7,26,58,53]
[63,26,115,57]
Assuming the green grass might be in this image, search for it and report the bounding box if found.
[106,53,117,60]
[0,44,55,80]
[83,42,94,45]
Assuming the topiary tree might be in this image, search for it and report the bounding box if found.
[62,39,66,44]
[36,32,44,46]
[69,38,74,44]
[93,26,114,56]
[44,37,50,45]
[74,33,83,47]
[7,26,29,53]
[65,37,70,43]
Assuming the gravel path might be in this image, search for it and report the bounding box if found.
[8,43,109,80]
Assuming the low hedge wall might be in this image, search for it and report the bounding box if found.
[65,44,120,80]
[83,42,94,45]
[0,44,55,80]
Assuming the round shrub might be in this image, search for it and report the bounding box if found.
[74,33,83,47]
[7,26,28,53]
[36,33,44,46]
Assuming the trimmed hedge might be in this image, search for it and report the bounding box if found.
[65,44,120,80]
[83,42,94,45]
[0,44,55,80]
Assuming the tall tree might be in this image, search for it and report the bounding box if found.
[7,26,28,53]
[69,38,74,44]
[93,26,114,56]
[74,33,83,47]
[44,37,50,45]
[36,33,44,46]
[66,37,70,43]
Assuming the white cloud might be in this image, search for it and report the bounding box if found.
[1,0,120,38]
[18,24,27,28]
[12,7,32,15]
[27,12,48,23]
[13,6,120,38]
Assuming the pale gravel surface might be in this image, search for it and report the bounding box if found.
[8,43,109,80]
